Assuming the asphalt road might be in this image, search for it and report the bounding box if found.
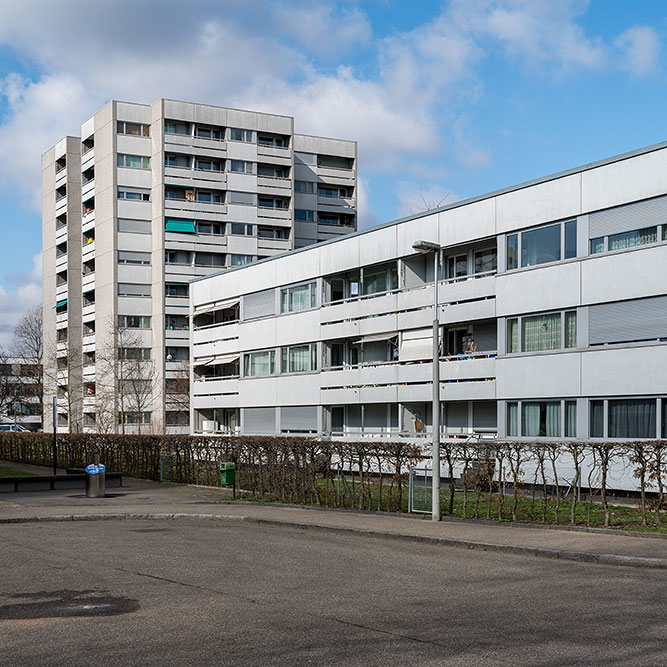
[2,519,667,666]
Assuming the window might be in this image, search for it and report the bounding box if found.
[565,220,577,259]
[318,186,339,198]
[281,282,317,313]
[294,180,314,194]
[229,223,253,235]
[165,154,189,168]
[118,315,151,329]
[196,190,223,203]
[258,197,287,209]
[448,254,467,279]
[230,254,253,266]
[590,400,604,437]
[363,267,394,295]
[117,121,149,137]
[564,311,577,348]
[507,402,518,436]
[281,344,317,373]
[608,399,656,438]
[474,248,497,274]
[229,128,253,142]
[507,319,519,353]
[521,224,561,267]
[166,411,190,426]
[117,154,150,169]
[608,226,657,251]
[165,283,188,297]
[195,252,225,267]
[258,226,289,240]
[244,350,275,377]
[118,251,151,265]
[295,209,315,222]
[118,283,150,297]
[122,412,152,425]
[195,126,222,140]
[197,222,224,235]
[522,313,561,352]
[228,191,255,205]
[522,402,561,437]
[591,237,605,254]
[258,134,286,147]
[195,158,222,171]
[507,234,518,270]
[230,160,252,173]
[118,189,150,201]
[165,121,190,135]
[565,401,577,437]
[119,348,151,361]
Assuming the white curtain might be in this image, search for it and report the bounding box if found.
[565,401,577,437]
[545,402,561,437]
[507,403,518,436]
[522,403,540,436]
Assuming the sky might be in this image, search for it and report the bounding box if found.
[0,0,666,346]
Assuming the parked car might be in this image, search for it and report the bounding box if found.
[0,424,30,432]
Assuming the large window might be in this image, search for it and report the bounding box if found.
[229,128,253,142]
[295,209,315,222]
[522,402,561,437]
[230,254,253,266]
[230,160,252,173]
[281,283,316,313]
[506,310,576,353]
[118,188,150,201]
[281,344,317,373]
[521,224,561,267]
[165,121,190,135]
[117,154,150,169]
[244,350,275,377]
[294,180,314,194]
[119,348,151,361]
[474,248,497,274]
[609,399,656,438]
[507,220,577,270]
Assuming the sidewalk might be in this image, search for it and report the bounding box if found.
[2,467,667,569]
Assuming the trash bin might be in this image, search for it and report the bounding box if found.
[85,462,106,498]
[219,462,236,486]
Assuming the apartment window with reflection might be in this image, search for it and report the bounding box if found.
[522,224,561,267]
[507,318,519,353]
[474,248,497,274]
[564,220,577,259]
[609,226,657,251]
[295,209,315,222]
[281,344,317,373]
[565,401,577,437]
[447,255,467,279]
[521,313,560,351]
[230,160,252,173]
[565,311,577,348]
[294,180,314,194]
[507,402,518,436]
[229,128,253,142]
[165,121,189,135]
[117,121,149,137]
[244,350,275,377]
[590,237,605,254]
[281,283,316,312]
[590,400,604,437]
[608,399,656,438]
[195,126,221,140]
[507,234,518,270]
[522,401,560,437]
[230,254,253,266]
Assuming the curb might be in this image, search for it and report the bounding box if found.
[3,511,667,571]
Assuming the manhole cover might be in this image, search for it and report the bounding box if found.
[0,590,139,619]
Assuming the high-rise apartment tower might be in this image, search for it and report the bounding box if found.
[41,99,357,433]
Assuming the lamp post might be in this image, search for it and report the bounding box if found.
[412,240,442,521]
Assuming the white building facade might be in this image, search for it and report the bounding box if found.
[190,141,667,448]
[41,99,357,433]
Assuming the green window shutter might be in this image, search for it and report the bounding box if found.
[54,299,68,308]
[166,219,196,233]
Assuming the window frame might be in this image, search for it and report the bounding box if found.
[505,309,577,354]
[505,219,577,271]
[280,282,317,313]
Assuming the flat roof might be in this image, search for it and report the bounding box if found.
[191,137,667,284]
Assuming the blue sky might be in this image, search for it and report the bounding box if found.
[0,0,666,345]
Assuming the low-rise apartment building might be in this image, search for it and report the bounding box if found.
[42,99,357,434]
[189,140,667,451]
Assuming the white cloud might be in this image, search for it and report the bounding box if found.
[396,182,457,218]
[615,26,661,77]
[0,254,42,349]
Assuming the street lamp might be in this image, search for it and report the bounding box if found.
[412,240,442,521]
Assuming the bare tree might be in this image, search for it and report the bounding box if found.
[43,333,83,433]
[97,324,158,434]
[165,360,190,432]
[12,306,43,420]
[0,347,19,420]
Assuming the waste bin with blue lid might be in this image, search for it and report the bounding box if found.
[85,462,106,498]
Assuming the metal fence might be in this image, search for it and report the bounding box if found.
[408,467,433,514]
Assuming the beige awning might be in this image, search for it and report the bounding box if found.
[352,332,398,344]
[193,298,239,315]
[194,353,239,367]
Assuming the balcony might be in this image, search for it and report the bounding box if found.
[317,166,355,182]
[257,176,291,196]
[164,166,227,189]
[55,225,68,245]
[164,133,227,154]
[317,195,355,210]
[164,197,227,216]
[82,180,95,199]
[165,327,190,342]
[82,303,95,320]
[55,196,68,216]
[56,311,68,326]
[257,206,290,221]
[55,168,67,189]
[81,147,95,170]
[82,273,96,291]
[82,333,96,350]
[82,209,95,226]
[55,283,68,299]
[257,145,291,161]
[55,254,68,272]
[82,240,95,261]
[83,364,96,380]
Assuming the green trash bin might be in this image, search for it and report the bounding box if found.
[219,461,236,486]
